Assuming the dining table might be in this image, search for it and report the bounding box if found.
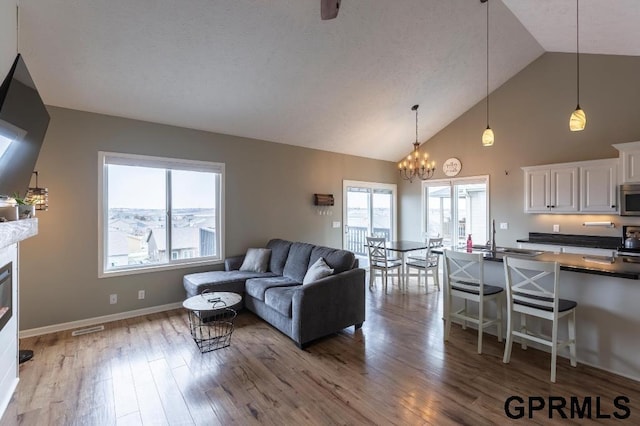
[380,240,431,291]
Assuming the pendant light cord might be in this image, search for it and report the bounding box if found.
[415,105,418,144]
[576,0,580,106]
[16,4,19,55]
[486,0,490,127]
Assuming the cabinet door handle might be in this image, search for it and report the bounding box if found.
[546,205,550,208]
[611,205,616,208]
[551,205,555,208]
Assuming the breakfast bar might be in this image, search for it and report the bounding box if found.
[434,246,640,381]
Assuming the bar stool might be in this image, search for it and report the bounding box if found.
[443,250,504,354]
[502,256,577,383]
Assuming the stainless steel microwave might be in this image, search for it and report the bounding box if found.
[620,184,640,216]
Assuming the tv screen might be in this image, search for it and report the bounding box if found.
[0,54,50,199]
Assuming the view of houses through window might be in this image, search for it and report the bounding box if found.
[342,180,397,258]
[422,176,489,247]
[100,153,224,275]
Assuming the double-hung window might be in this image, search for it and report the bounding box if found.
[98,152,225,277]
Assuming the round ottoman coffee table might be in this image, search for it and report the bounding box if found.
[183,291,242,353]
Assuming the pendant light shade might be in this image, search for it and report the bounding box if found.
[481,0,493,146]
[570,106,586,131]
[482,126,494,147]
[569,0,586,131]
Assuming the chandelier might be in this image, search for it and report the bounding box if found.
[398,105,435,182]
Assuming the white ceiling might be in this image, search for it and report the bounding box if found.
[16,0,639,162]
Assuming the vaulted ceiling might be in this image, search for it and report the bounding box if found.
[17,0,640,161]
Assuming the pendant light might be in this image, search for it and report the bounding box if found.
[481,0,494,146]
[569,0,586,131]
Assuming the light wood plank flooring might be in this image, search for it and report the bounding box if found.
[2,277,638,425]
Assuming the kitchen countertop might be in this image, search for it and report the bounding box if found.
[432,246,640,280]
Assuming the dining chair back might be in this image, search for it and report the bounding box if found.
[406,237,443,292]
[443,249,504,354]
[407,233,438,261]
[502,256,577,382]
[366,236,403,293]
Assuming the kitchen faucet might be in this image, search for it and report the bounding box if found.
[486,219,497,252]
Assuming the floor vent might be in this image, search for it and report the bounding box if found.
[71,325,105,336]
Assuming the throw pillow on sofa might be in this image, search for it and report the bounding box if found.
[240,248,272,273]
[303,257,334,284]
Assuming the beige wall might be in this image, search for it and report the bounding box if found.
[0,0,17,75]
[399,52,640,245]
[19,107,397,329]
[15,51,640,329]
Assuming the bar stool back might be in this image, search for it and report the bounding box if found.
[443,250,504,354]
[502,256,577,382]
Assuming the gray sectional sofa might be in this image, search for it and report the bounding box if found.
[183,238,366,348]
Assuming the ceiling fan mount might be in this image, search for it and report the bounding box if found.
[321,0,341,20]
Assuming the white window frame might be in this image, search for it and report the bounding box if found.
[421,175,490,244]
[98,151,225,278]
[342,180,398,251]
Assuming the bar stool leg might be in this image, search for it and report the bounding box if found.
[568,311,577,367]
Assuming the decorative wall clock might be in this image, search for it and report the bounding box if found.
[443,157,462,177]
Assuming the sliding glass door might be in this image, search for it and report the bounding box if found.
[343,180,397,256]
[422,176,489,248]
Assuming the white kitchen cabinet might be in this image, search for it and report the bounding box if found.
[524,158,619,214]
[613,141,640,183]
[523,165,578,213]
[579,159,618,213]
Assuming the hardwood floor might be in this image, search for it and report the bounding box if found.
[2,278,638,425]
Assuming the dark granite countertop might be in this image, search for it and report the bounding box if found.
[433,246,640,280]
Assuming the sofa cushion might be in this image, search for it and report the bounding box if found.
[283,242,315,282]
[303,257,334,284]
[264,286,300,317]
[183,270,276,298]
[239,248,272,273]
[309,246,356,274]
[266,239,293,275]
[245,276,301,301]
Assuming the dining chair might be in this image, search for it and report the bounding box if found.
[406,237,443,292]
[502,256,577,382]
[366,236,403,293]
[443,249,504,354]
[407,233,437,262]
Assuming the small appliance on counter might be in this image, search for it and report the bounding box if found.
[617,225,640,256]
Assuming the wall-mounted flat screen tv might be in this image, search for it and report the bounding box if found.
[0,53,50,199]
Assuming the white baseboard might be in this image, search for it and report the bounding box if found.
[19,302,183,338]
